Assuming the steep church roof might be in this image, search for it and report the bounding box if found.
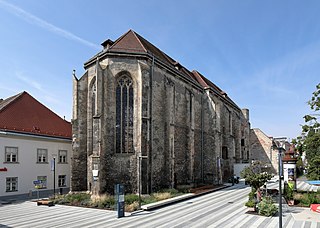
[96,30,241,110]
[98,30,199,85]
[0,92,71,139]
[192,70,239,109]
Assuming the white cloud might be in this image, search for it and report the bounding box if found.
[16,71,60,104]
[0,0,100,50]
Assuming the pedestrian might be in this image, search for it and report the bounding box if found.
[256,188,262,203]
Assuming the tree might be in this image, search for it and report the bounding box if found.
[307,157,320,180]
[302,83,320,180]
[240,162,272,191]
[240,161,272,208]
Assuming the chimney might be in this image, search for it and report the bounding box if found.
[101,39,114,50]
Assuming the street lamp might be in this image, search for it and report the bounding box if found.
[51,155,57,198]
[273,137,286,228]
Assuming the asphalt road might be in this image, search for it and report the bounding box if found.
[0,182,319,227]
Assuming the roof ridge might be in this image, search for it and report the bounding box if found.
[109,30,130,49]
[109,29,147,52]
[131,30,148,52]
[134,32,175,64]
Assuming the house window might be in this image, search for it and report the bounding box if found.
[58,150,67,163]
[222,146,228,159]
[5,147,18,163]
[115,74,134,154]
[37,176,47,189]
[37,149,47,163]
[58,175,66,187]
[6,177,18,192]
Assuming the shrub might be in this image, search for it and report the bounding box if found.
[52,193,91,205]
[300,192,320,206]
[125,194,139,205]
[284,182,294,201]
[90,194,115,209]
[125,202,139,212]
[257,196,278,217]
[245,200,255,208]
[152,192,171,201]
[245,189,257,208]
[160,188,180,195]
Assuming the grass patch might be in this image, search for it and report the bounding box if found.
[50,188,185,212]
[294,191,320,207]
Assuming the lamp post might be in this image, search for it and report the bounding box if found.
[51,155,57,199]
[278,147,283,228]
[53,157,56,198]
[274,137,286,228]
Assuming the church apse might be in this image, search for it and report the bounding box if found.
[71,30,251,195]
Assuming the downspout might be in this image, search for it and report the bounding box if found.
[201,91,204,183]
[149,55,154,192]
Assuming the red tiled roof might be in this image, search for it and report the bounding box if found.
[0,92,71,139]
[107,30,199,85]
[99,30,241,110]
[109,30,147,53]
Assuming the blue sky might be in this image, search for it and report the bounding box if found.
[0,0,319,140]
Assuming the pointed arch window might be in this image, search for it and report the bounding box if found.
[116,74,134,154]
[91,82,96,116]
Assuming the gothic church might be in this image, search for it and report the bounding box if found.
[71,30,251,195]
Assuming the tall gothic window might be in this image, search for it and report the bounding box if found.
[90,79,96,153]
[91,82,96,116]
[116,74,134,154]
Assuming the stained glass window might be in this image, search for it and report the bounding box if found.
[116,74,134,154]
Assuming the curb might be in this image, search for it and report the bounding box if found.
[140,184,231,211]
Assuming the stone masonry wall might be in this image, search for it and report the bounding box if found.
[72,53,251,194]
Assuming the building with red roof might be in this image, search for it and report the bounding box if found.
[0,92,71,200]
[72,30,251,195]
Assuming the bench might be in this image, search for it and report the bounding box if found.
[37,200,54,207]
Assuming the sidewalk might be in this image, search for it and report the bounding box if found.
[141,183,232,210]
[267,177,320,222]
[290,206,320,223]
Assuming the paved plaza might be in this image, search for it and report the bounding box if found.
[1,181,320,228]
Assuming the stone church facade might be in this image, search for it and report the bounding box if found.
[71,30,251,195]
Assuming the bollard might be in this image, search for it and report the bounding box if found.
[115,184,125,218]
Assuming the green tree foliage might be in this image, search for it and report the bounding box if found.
[302,83,320,180]
[241,162,273,192]
[307,157,320,180]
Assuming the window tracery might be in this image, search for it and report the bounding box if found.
[116,74,134,154]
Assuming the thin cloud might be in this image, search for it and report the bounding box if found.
[16,72,60,104]
[245,40,320,98]
[0,0,100,50]
[17,72,45,93]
